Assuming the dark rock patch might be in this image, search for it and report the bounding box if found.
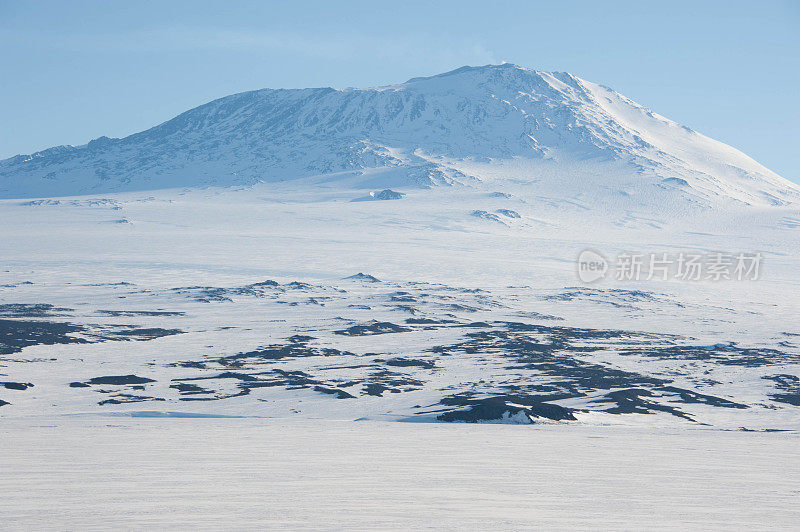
[167,361,207,369]
[169,382,211,395]
[471,210,505,224]
[288,335,316,343]
[351,189,405,202]
[363,383,393,396]
[204,338,352,368]
[181,371,261,382]
[770,393,800,406]
[171,286,232,303]
[334,321,411,336]
[542,288,670,309]
[405,318,444,325]
[0,318,89,355]
[436,394,576,423]
[99,326,184,341]
[463,321,491,328]
[495,209,521,219]
[763,374,800,406]
[0,381,33,390]
[230,281,282,297]
[97,310,185,317]
[0,304,74,318]
[657,386,748,409]
[366,369,424,390]
[86,375,156,386]
[313,386,355,399]
[345,273,381,282]
[376,357,435,369]
[621,344,797,367]
[98,394,165,405]
[247,280,279,287]
[591,389,695,421]
[421,321,751,421]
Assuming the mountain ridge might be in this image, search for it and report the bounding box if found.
[1,63,797,206]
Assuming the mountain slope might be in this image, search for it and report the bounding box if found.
[1,63,797,207]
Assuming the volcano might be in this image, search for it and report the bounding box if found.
[2,64,797,209]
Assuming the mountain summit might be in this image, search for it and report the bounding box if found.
[1,63,797,205]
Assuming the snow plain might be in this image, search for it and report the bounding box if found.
[2,417,799,530]
[0,181,798,428]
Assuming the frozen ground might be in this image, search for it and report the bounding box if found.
[1,417,798,530]
[0,183,799,429]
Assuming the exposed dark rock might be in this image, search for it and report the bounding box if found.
[657,386,748,409]
[204,338,352,368]
[169,382,210,395]
[86,375,156,385]
[471,210,505,224]
[97,309,185,317]
[0,382,33,390]
[351,189,405,202]
[591,389,695,421]
[334,321,411,336]
[249,280,279,287]
[0,318,88,355]
[0,304,73,318]
[313,386,355,399]
[437,394,576,423]
[363,383,393,396]
[101,326,184,340]
[98,394,165,405]
[621,344,797,367]
[495,209,521,218]
[344,273,381,282]
[763,374,800,405]
[376,357,435,369]
[171,286,232,303]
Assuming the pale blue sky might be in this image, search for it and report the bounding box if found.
[1,0,798,181]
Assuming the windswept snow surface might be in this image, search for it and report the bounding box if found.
[2,418,798,529]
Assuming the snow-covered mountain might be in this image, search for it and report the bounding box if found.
[2,63,797,207]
